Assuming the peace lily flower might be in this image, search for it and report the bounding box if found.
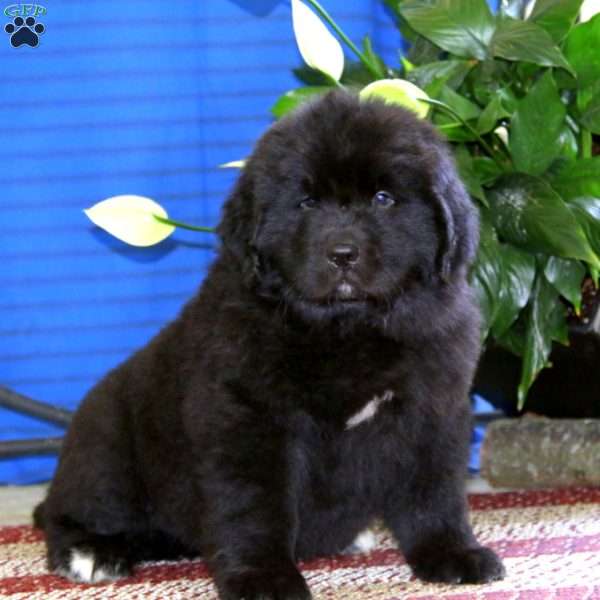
[580,0,600,22]
[291,0,344,82]
[220,159,246,169]
[494,125,509,147]
[84,195,213,247]
[360,79,430,119]
[84,195,175,247]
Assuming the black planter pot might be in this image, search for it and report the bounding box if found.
[473,279,600,419]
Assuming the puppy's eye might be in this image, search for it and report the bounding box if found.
[299,197,318,210]
[373,191,395,208]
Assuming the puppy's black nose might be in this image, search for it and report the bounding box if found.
[327,243,359,268]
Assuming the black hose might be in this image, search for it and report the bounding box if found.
[0,386,72,427]
[0,437,63,459]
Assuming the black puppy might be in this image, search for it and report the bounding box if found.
[34,91,505,599]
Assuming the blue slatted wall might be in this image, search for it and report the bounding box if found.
[0,0,403,483]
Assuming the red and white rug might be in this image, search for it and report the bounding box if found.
[0,488,599,599]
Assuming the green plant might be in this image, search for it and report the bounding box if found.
[275,0,600,408]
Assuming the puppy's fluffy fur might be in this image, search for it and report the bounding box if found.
[35,92,505,599]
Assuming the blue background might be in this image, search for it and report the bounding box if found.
[0,0,404,484]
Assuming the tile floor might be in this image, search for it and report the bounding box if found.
[0,484,47,526]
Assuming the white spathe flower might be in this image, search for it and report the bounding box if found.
[291,0,344,82]
[360,79,430,119]
[84,195,175,247]
[580,0,600,22]
[494,125,509,147]
[219,159,246,169]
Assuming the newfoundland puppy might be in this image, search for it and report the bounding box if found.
[34,91,505,598]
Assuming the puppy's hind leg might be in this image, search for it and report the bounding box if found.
[43,517,134,584]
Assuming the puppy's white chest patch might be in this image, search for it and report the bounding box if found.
[345,390,394,429]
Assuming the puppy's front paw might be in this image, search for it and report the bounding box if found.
[54,546,131,584]
[410,545,505,584]
[219,566,311,600]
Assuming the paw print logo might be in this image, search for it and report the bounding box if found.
[5,16,45,47]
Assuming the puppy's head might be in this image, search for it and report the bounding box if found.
[218,91,478,321]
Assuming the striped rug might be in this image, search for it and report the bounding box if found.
[1,488,599,599]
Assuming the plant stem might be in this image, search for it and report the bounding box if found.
[153,214,215,233]
[422,98,507,170]
[302,0,384,80]
[581,127,592,159]
[323,72,346,89]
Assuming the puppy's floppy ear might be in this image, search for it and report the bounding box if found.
[217,169,261,277]
[431,152,479,281]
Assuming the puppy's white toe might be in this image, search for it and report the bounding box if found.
[65,549,95,582]
[352,529,377,552]
[343,529,378,554]
[60,549,123,583]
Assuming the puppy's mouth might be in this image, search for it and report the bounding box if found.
[288,272,379,306]
[334,281,361,302]
[320,276,368,304]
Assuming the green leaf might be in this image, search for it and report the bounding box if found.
[554,67,578,91]
[292,65,331,86]
[548,298,569,347]
[529,0,584,43]
[271,87,330,119]
[490,16,574,74]
[489,173,600,267]
[515,61,540,85]
[383,0,402,18]
[518,272,562,408]
[580,92,600,134]
[407,59,475,92]
[401,56,415,74]
[576,78,600,118]
[437,86,481,121]
[467,59,513,106]
[497,320,526,356]
[436,123,479,142]
[477,94,510,134]
[406,34,444,66]
[473,156,503,186]
[543,255,585,313]
[362,35,388,79]
[399,0,496,60]
[567,196,600,260]
[556,124,579,160]
[432,86,482,141]
[454,145,488,205]
[509,71,566,176]
[492,244,537,338]
[471,215,503,337]
[564,14,600,90]
[340,62,380,86]
[549,158,600,199]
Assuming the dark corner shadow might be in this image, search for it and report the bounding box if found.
[88,229,217,264]
[227,0,283,17]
